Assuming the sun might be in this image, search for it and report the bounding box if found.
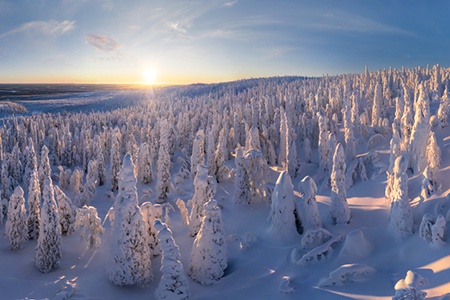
[143,68,157,85]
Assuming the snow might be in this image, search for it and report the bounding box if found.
[1,71,450,299]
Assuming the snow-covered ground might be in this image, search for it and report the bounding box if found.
[1,70,450,300]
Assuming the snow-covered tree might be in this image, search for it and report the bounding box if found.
[38,145,51,193]
[189,164,217,237]
[23,138,37,188]
[27,169,41,240]
[108,153,151,286]
[110,128,121,191]
[81,160,97,206]
[95,136,106,186]
[385,128,402,200]
[297,176,322,232]
[343,101,356,162]
[54,185,75,236]
[69,169,82,207]
[409,84,431,174]
[234,146,250,204]
[155,220,190,300]
[431,214,446,246]
[75,205,104,249]
[393,270,427,300]
[214,128,228,182]
[437,85,449,128]
[269,171,297,237]
[426,131,441,175]
[138,142,153,184]
[389,155,413,237]
[206,128,216,175]
[6,186,27,250]
[330,143,351,224]
[35,176,62,273]
[141,201,161,256]
[189,199,227,285]
[191,129,205,179]
[371,83,383,127]
[245,149,269,204]
[156,119,171,203]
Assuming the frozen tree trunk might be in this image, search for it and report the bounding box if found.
[155,220,190,300]
[6,187,27,250]
[189,199,227,285]
[35,176,62,273]
[108,153,152,286]
[330,144,351,224]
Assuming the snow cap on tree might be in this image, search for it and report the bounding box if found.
[269,171,297,237]
[189,199,227,285]
[297,176,322,231]
[6,186,27,250]
[330,143,351,224]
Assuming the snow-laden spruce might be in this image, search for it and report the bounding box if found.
[269,171,297,237]
[393,270,427,300]
[107,153,152,286]
[75,205,104,249]
[138,142,153,184]
[35,176,62,273]
[157,119,171,203]
[189,199,227,285]
[330,143,351,224]
[191,129,205,179]
[389,155,413,238]
[297,176,322,232]
[110,128,121,191]
[155,220,190,300]
[27,169,41,240]
[38,145,51,193]
[188,164,217,237]
[6,186,27,250]
[54,185,75,236]
[81,159,97,206]
[141,201,161,256]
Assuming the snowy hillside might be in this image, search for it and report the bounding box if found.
[1,66,450,299]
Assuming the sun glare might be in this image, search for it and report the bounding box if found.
[143,68,157,85]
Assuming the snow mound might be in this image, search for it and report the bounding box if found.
[318,264,375,287]
[292,235,343,266]
[300,228,333,251]
[279,276,294,294]
[393,270,428,300]
[337,229,372,261]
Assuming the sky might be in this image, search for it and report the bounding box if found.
[0,0,449,85]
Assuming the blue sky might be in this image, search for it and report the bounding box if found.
[0,0,449,84]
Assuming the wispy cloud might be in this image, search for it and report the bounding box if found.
[0,20,75,39]
[85,34,122,52]
[222,1,237,8]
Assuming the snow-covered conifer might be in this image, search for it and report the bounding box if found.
[138,142,153,184]
[155,220,190,300]
[279,107,288,169]
[189,164,216,237]
[269,171,297,236]
[191,129,205,179]
[110,129,121,191]
[343,101,356,162]
[317,112,329,174]
[214,128,228,182]
[426,131,441,175]
[393,270,427,300]
[389,156,413,237]
[437,85,449,128]
[297,176,322,232]
[189,199,227,285]
[69,169,82,207]
[141,201,161,256]
[234,146,250,204]
[431,214,446,246]
[156,119,171,203]
[35,176,62,273]
[385,129,402,200]
[27,170,41,240]
[108,153,151,286]
[24,138,37,188]
[248,125,261,151]
[38,145,51,193]
[54,185,75,236]
[81,160,97,206]
[206,128,216,176]
[409,84,431,174]
[371,83,383,127]
[6,187,27,250]
[330,143,351,224]
[75,205,104,249]
[95,136,106,186]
